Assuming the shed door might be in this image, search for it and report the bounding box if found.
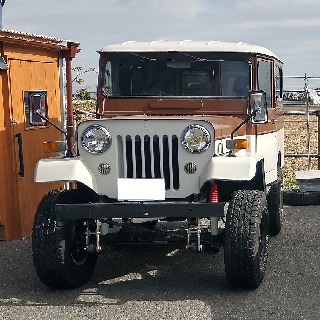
[8,58,63,238]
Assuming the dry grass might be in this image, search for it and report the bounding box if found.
[73,100,96,124]
[283,114,319,188]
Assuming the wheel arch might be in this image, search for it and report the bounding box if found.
[204,160,266,202]
[35,157,98,192]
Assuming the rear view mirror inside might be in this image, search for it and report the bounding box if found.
[167,61,191,68]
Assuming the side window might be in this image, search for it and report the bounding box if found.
[24,91,48,128]
[258,60,272,107]
[103,61,113,96]
[275,66,283,100]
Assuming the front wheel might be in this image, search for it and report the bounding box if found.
[224,190,269,288]
[32,189,98,289]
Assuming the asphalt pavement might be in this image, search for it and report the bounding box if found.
[0,204,319,320]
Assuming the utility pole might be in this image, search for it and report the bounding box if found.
[0,1,5,28]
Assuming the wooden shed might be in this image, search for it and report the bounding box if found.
[0,29,79,240]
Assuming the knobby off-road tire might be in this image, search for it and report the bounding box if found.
[32,189,98,289]
[283,190,320,206]
[224,190,269,289]
[267,168,283,236]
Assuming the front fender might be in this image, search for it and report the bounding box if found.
[200,155,262,186]
[35,157,98,191]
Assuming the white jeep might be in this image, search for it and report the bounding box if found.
[32,40,284,289]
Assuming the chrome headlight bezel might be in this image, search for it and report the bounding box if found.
[181,124,211,154]
[81,125,112,154]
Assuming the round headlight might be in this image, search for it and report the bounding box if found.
[181,124,211,153]
[81,125,112,154]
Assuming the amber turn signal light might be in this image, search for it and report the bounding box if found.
[226,139,249,150]
[43,141,67,153]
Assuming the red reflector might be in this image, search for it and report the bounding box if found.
[209,182,218,203]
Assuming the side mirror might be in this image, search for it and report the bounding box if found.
[249,90,268,124]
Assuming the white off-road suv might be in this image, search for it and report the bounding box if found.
[32,40,284,289]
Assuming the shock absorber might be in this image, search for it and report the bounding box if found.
[209,182,219,236]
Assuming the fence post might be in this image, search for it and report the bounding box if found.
[304,73,312,170]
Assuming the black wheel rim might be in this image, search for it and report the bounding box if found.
[70,220,89,265]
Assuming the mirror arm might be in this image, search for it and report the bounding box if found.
[230,111,255,140]
[35,110,73,157]
[228,110,256,157]
[35,109,68,139]
[35,110,73,158]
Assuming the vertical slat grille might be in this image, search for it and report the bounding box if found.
[118,134,180,190]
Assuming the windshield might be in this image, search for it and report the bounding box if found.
[102,54,250,98]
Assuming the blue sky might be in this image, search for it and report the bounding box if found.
[3,0,320,90]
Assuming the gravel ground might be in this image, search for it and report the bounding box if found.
[0,204,319,320]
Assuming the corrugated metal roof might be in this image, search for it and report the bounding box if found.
[99,40,280,61]
[0,29,68,46]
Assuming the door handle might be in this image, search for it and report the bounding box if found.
[15,133,24,177]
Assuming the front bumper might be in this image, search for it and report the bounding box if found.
[55,201,225,220]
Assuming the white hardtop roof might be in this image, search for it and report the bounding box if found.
[99,40,281,61]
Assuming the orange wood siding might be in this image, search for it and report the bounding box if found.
[0,41,64,239]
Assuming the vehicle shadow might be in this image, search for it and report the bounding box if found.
[91,245,229,303]
[0,237,243,307]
